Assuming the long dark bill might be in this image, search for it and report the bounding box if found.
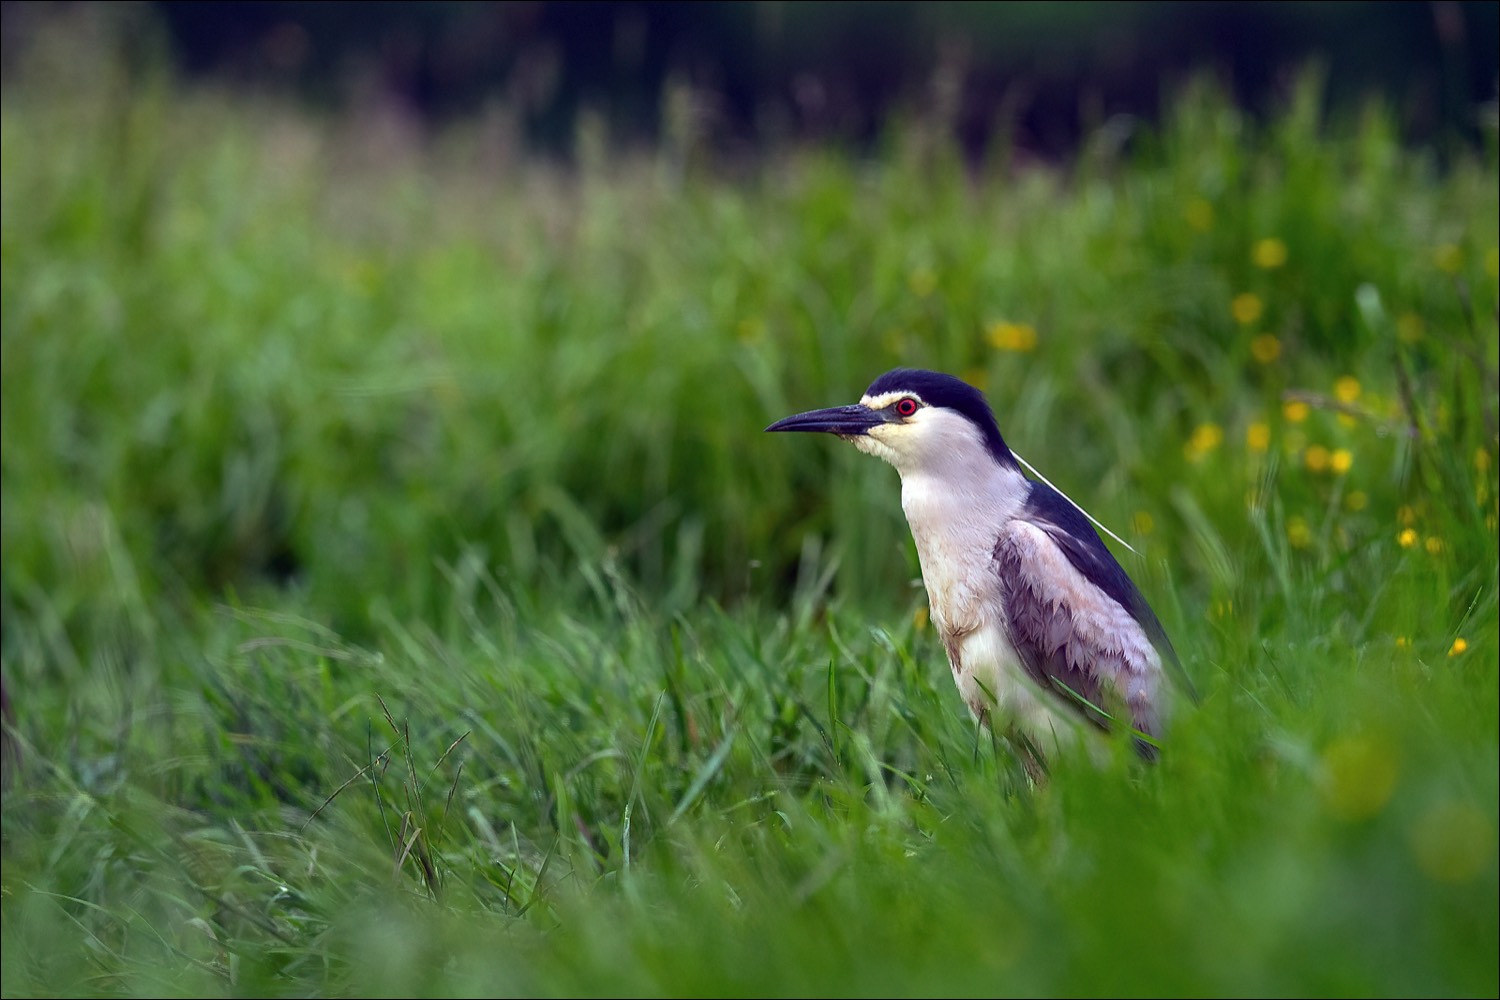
[765,404,884,436]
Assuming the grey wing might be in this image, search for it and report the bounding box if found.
[994,521,1164,755]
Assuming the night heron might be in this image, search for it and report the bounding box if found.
[767,368,1182,769]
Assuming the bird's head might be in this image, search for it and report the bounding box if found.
[766,368,1017,476]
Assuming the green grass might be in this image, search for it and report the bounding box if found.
[2,22,1498,998]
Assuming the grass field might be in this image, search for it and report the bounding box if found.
[2,22,1498,998]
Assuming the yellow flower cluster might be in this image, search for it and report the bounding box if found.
[1237,238,1286,362]
[1302,445,1353,474]
[1397,507,1448,557]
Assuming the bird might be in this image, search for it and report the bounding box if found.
[766,368,1182,771]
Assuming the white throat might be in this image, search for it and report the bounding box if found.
[851,407,1028,521]
[853,408,1031,631]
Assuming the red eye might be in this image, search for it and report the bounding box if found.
[895,397,919,417]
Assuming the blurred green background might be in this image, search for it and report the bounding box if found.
[2,3,1496,997]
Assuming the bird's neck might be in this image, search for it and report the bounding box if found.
[898,458,1029,546]
[897,458,1029,636]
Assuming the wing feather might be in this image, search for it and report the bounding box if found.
[994,513,1165,758]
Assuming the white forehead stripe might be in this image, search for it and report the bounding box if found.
[861,391,926,409]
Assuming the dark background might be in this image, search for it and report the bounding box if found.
[4,1,1498,158]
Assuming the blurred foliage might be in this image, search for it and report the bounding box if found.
[1,10,1497,998]
[2,11,1496,640]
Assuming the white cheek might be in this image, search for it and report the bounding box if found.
[863,411,952,473]
[852,427,898,464]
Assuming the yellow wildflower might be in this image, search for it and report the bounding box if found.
[1396,312,1424,343]
[1476,448,1492,472]
[1304,445,1330,473]
[1411,800,1493,883]
[1250,334,1281,363]
[1448,637,1467,656]
[1185,422,1223,461]
[1334,376,1361,404]
[1246,422,1270,452]
[1231,293,1263,325]
[913,606,930,632]
[1253,237,1288,269]
[1425,536,1444,555]
[1398,505,1417,525]
[1320,737,1398,821]
[1287,516,1312,548]
[1185,197,1214,232]
[1283,399,1309,423]
[1398,528,1419,548]
[1330,449,1353,474]
[987,321,1038,353]
[1394,636,1410,649]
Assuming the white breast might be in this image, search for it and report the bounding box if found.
[856,405,1088,748]
[900,462,1081,745]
